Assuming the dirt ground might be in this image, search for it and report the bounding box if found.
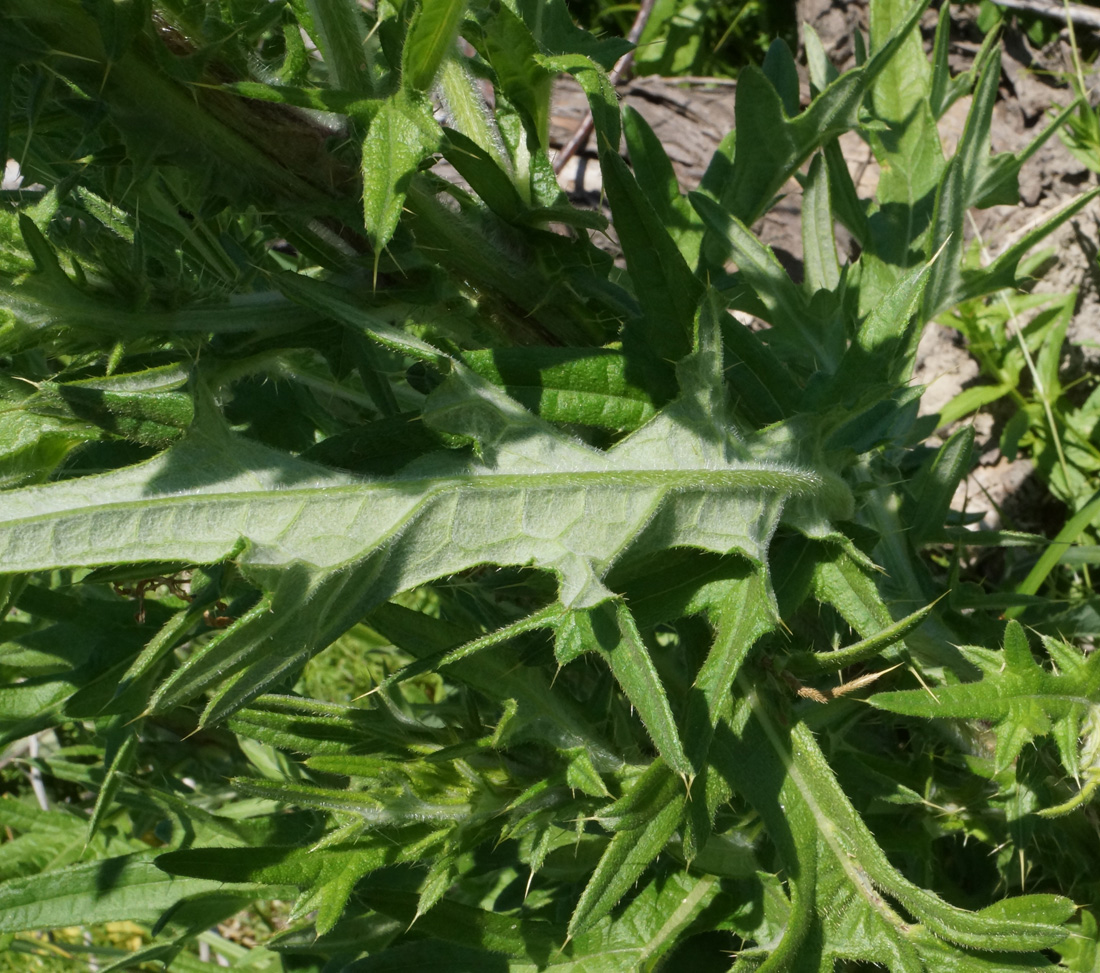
[550,0,1100,534]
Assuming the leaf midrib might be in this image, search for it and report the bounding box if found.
[5,464,824,526]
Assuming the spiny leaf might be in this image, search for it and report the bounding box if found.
[86,721,138,843]
[158,843,420,886]
[924,50,1089,317]
[159,842,419,935]
[622,105,703,270]
[354,887,566,964]
[596,600,691,776]
[691,192,838,371]
[715,685,1073,969]
[475,4,553,150]
[569,759,686,938]
[872,620,1100,776]
[569,870,719,967]
[208,80,380,118]
[438,127,525,223]
[601,148,702,370]
[361,93,440,266]
[365,603,621,766]
[229,693,426,755]
[909,424,974,545]
[461,346,659,431]
[0,317,844,745]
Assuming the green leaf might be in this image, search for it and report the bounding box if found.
[928,2,986,119]
[701,0,931,227]
[6,1,1096,966]
[437,55,507,169]
[538,53,620,178]
[679,569,774,857]
[921,43,1001,317]
[909,424,974,545]
[514,0,631,69]
[297,0,372,94]
[327,942,490,971]
[438,127,525,223]
[691,192,838,371]
[474,4,553,151]
[0,409,98,488]
[570,870,719,967]
[801,152,841,295]
[569,759,686,937]
[872,620,1100,776]
[923,51,1087,316]
[366,603,621,765]
[0,322,840,729]
[832,255,934,395]
[762,38,800,117]
[210,80,379,118]
[160,842,419,935]
[716,294,798,423]
[462,346,659,431]
[354,886,565,965]
[863,0,944,278]
[789,597,939,675]
[552,599,691,773]
[28,374,193,448]
[405,181,621,346]
[362,93,440,264]
[803,23,839,95]
[683,570,774,769]
[600,145,703,370]
[403,0,469,93]
[232,693,428,757]
[1008,485,1100,619]
[596,600,690,776]
[622,105,703,269]
[956,184,1100,309]
[86,721,139,842]
[939,383,1013,427]
[811,544,965,674]
[715,687,1073,966]
[0,852,227,933]
[159,843,387,887]
[272,272,452,367]
[1,246,325,340]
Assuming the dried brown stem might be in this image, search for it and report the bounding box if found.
[992,0,1100,29]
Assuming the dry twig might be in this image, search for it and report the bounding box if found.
[992,0,1100,30]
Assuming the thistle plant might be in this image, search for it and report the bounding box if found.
[1,0,1099,969]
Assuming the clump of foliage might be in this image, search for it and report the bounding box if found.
[2,0,1100,970]
[565,0,797,77]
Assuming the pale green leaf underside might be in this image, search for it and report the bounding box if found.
[0,366,831,611]
[0,331,846,742]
